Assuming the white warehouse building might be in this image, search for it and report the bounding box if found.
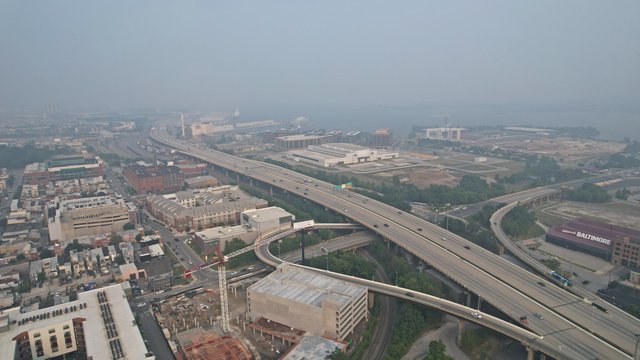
[286,143,398,168]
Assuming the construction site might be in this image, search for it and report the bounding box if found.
[152,275,293,360]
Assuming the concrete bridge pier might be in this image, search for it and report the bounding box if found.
[526,346,535,360]
[249,178,254,186]
[539,353,546,360]
[477,296,482,310]
[456,319,464,347]
[465,292,472,307]
[269,186,273,196]
[236,173,240,182]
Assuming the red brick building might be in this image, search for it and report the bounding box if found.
[123,165,184,194]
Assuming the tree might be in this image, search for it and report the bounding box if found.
[39,248,54,259]
[567,183,611,203]
[122,222,136,231]
[37,271,46,283]
[64,241,89,260]
[135,234,142,241]
[114,254,125,265]
[615,188,631,200]
[424,340,454,360]
[110,232,123,246]
[16,253,26,261]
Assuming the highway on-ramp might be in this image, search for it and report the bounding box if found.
[150,126,639,359]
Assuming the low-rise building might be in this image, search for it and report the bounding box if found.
[193,225,257,254]
[184,175,219,189]
[274,131,342,151]
[23,155,105,186]
[240,207,294,236]
[146,187,267,232]
[139,258,173,291]
[123,164,184,194]
[287,143,398,168]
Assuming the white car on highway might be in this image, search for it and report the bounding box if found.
[471,311,482,319]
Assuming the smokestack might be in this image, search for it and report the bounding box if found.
[181,113,185,138]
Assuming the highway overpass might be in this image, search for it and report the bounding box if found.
[150,126,639,359]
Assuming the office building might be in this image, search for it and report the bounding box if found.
[47,196,137,243]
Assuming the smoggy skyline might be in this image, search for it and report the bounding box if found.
[1,1,639,113]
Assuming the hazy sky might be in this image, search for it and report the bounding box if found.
[1,1,639,112]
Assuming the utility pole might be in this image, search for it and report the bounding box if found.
[300,231,306,265]
[321,247,329,271]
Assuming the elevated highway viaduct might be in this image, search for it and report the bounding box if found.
[150,126,639,359]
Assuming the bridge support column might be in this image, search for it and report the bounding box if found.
[526,347,535,360]
[456,319,464,346]
[465,292,471,307]
[539,353,546,360]
[498,245,505,256]
[269,186,273,196]
[249,178,253,187]
[477,296,482,310]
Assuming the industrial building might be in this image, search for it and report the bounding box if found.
[184,175,220,189]
[286,143,399,168]
[47,196,138,243]
[274,131,342,151]
[23,155,105,186]
[417,127,465,142]
[240,207,294,235]
[123,164,184,194]
[0,284,152,360]
[193,224,257,254]
[146,186,268,232]
[546,218,640,267]
[247,263,368,341]
[369,128,393,148]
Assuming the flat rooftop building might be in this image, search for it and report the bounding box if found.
[546,218,640,268]
[287,143,398,168]
[47,196,137,243]
[147,187,267,232]
[0,284,153,360]
[241,207,294,235]
[247,263,368,341]
[193,224,257,254]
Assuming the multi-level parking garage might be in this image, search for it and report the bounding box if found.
[150,126,640,360]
